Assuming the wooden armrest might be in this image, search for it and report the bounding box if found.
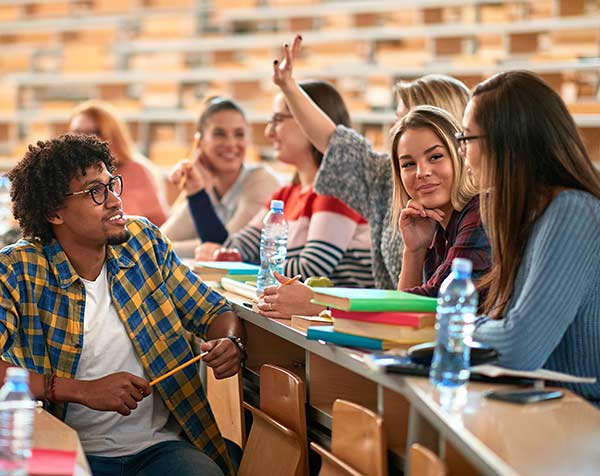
[310,442,364,476]
[243,402,299,440]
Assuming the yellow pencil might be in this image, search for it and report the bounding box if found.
[179,133,201,191]
[149,352,208,387]
[257,274,302,300]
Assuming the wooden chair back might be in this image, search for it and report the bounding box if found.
[408,443,446,476]
[238,402,304,476]
[238,364,307,476]
[311,399,387,476]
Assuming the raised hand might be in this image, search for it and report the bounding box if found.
[201,338,243,379]
[272,34,302,90]
[399,199,445,252]
[78,372,151,416]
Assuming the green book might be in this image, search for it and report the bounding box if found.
[310,287,438,313]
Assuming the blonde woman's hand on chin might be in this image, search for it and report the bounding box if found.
[398,199,445,252]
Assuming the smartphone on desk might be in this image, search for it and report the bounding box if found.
[485,389,564,404]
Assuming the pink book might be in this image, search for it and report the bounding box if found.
[28,448,77,476]
[331,309,435,329]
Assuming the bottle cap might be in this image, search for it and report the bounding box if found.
[270,200,284,211]
[451,258,472,274]
[6,367,28,382]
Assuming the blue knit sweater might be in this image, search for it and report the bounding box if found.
[474,190,600,405]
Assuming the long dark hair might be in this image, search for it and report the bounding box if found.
[298,80,351,167]
[473,71,600,318]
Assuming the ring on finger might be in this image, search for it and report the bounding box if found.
[269,302,273,311]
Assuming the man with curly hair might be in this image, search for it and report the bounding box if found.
[0,134,245,476]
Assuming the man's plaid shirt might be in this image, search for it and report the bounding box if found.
[0,217,234,475]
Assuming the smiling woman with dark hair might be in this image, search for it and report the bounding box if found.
[161,96,280,258]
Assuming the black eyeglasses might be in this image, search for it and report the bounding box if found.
[455,131,485,145]
[267,113,293,125]
[64,175,123,205]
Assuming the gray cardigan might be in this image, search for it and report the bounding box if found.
[474,190,600,405]
[315,125,402,289]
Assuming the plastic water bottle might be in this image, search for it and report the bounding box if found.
[0,368,35,476]
[0,176,11,238]
[429,258,478,388]
[256,200,288,293]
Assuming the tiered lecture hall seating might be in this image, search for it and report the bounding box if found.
[2,3,598,475]
[0,0,598,173]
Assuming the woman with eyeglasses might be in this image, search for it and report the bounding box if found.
[195,81,374,317]
[272,36,490,297]
[462,71,600,405]
[161,96,280,258]
[69,100,169,226]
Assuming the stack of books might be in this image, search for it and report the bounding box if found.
[306,288,438,351]
[192,261,259,282]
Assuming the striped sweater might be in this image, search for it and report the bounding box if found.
[225,184,374,288]
[474,191,600,405]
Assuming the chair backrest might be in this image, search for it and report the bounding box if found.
[206,367,245,449]
[330,399,387,476]
[260,364,308,476]
[238,402,304,476]
[408,443,446,476]
[238,364,307,476]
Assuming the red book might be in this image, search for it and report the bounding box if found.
[330,309,435,329]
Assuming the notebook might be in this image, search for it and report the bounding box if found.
[306,325,410,351]
[330,309,435,328]
[310,288,438,312]
[193,261,259,280]
[221,277,258,300]
[333,318,435,344]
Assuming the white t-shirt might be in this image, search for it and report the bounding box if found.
[64,265,182,456]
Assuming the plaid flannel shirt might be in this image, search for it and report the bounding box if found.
[0,217,234,476]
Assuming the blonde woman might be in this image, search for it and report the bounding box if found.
[390,106,489,296]
[69,100,169,226]
[463,71,600,404]
[273,35,471,289]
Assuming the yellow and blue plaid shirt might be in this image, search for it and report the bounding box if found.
[0,217,234,475]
